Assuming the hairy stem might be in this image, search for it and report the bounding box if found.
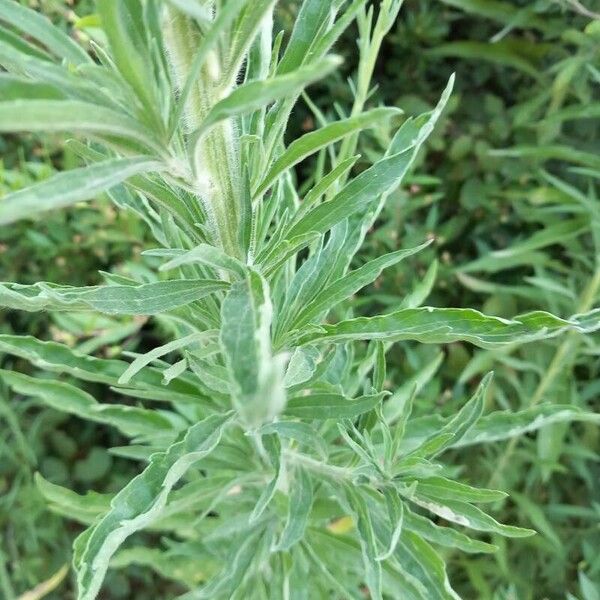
[163,7,242,258]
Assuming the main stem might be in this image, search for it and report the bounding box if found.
[163,9,242,259]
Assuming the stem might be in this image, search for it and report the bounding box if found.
[285,450,353,481]
[163,8,242,259]
[489,268,600,487]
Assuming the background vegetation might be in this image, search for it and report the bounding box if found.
[0,0,598,598]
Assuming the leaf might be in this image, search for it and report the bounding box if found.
[35,473,111,525]
[118,330,217,385]
[97,0,160,127]
[0,0,91,65]
[0,100,160,151]
[490,145,600,169]
[408,495,535,538]
[284,146,416,241]
[1,370,178,438]
[459,219,586,274]
[0,279,228,315]
[249,433,281,522]
[0,335,201,403]
[296,307,600,348]
[194,55,342,139]
[276,0,333,74]
[259,421,328,457]
[376,488,404,561]
[289,241,431,329]
[403,508,497,554]
[220,268,286,426]
[456,405,600,447]
[284,392,385,419]
[344,485,382,600]
[0,73,65,100]
[253,107,401,198]
[0,157,160,225]
[226,1,276,83]
[75,412,232,600]
[285,75,454,241]
[400,260,438,309]
[274,466,313,551]
[413,477,507,504]
[426,373,492,455]
[427,41,543,79]
[159,243,247,278]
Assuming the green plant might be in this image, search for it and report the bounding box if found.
[0,1,599,598]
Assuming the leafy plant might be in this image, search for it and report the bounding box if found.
[0,1,599,598]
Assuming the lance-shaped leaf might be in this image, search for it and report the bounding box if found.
[0,279,228,315]
[0,157,160,225]
[289,241,431,330]
[75,411,233,600]
[97,0,161,128]
[158,243,247,278]
[284,391,385,420]
[118,330,218,385]
[253,107,402,198]
[35,473,111,526]
[193,55,342,139]
[276,0,333,74]
[220,268,286,426]
[344,485,382,600]
[0,370,179,437]
[0,100,160,151]
[296,307,600,348]
[407,495,535,538]
[403,508,497,554]
[274,466,313,551]
[249,433,282,522]
[456,405,600,447]
[284,145,415,241]
[0,335,201,402]
[0,74,65,100]
[410,373,492,458]
[0,0,91,65]
[401,405,600,455]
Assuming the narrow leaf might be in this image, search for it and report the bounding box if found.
[0,157,160,225]
[76,412,232,600]
[254,107,401,198]
[0,279,228,315]
[285,392,385,419]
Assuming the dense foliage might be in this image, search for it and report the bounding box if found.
[0,1,598,599]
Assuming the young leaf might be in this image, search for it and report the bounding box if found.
[289,241,431,330]
[0,0,91,65]
[0,279,228,315]
[274,466,313,551]
[456,405,600,447]
[249,433,282,522]
[118,330,218,385]
[159,243,247,278]
[0,157,161,225]
[193,55,342,139]
[408,495,535,538]
[253,107,401,198]
[0,370,177,438]
[0,100,161,151]
[284,392,385,420]
[220,268,285,426]
[75,412,233,600]
[296,307,600,348]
